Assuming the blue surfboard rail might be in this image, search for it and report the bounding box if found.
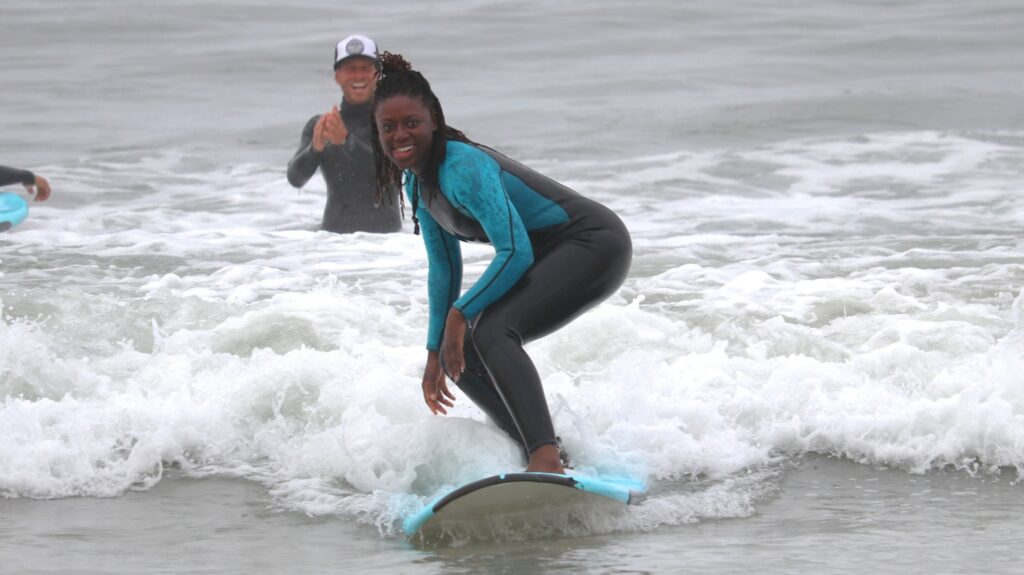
[0,192,29,231]
[402,471,645,536]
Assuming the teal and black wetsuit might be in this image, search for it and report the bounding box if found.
[287,101,402,233]
[408,140,632,455]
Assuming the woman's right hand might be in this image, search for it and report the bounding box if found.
[422,351,456,415]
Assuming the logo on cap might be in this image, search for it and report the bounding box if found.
[346,39,365,56]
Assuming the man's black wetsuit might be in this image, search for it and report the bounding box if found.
[0,165,36,188]
[287,101,402,233]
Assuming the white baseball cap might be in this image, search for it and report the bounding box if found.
[334,34,378,69]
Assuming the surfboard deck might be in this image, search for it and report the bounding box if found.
[0,192,29,232]
[403,472,644,538]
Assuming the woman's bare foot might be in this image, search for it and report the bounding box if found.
[525,444,565,474]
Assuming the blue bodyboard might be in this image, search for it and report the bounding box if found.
[0,192,29,232]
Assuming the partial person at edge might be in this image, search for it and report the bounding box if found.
[0,165,51,202]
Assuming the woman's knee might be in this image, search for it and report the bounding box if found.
[468,312,519,356]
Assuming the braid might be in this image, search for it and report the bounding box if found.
[371,51,473,233]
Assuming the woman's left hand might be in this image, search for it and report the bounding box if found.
[441,307,468,382]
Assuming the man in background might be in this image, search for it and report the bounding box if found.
[287,34,401,233]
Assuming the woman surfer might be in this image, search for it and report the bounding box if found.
[371,53,632,475]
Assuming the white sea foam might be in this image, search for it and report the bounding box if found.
[2,130,1023,538]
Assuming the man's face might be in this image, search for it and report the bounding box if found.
[335,58,377,105]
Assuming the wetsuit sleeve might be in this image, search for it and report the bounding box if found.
[441,149,534,320]
[407,176,464,351]
[286,116,323,188]
[0,165,36,187]
[419,207,463,350]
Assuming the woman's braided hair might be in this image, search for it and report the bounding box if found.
[370,51,471,232]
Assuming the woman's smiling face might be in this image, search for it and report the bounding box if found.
[374,94,437,175]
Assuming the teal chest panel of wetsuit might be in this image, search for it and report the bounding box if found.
[287,101,402,233]
[405,140,632,456]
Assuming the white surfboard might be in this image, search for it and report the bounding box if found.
[403,472,644,538]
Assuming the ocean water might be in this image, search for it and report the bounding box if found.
[2,0,1024,573]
